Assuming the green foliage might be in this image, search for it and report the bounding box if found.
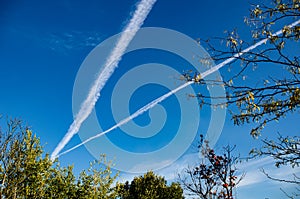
[43,163,79,198]
[75,155,118,199]
[0,119,52,198]
[0,118,118,199]
[0,118,184,199]
[116,171,184,199]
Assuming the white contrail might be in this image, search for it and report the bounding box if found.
[57,82,192,157]
[201,19,300,78]
[51,0,157,160]
[57,19,300,158]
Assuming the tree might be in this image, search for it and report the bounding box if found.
[187,0,300,138]
[44,164,77,198]
[183,0,299,197]
[75,155,118,199]
[0,118,118,199]
[250,133,300,168]
[115,171,184,199]
[250,134,300,198]
[0,118,53,198]
[179,137,243,199]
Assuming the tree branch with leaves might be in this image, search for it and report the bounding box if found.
[179,137,243,199]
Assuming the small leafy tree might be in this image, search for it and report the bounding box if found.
[116,171,184,199]
[179,137,243,199]
[75,155,118,199]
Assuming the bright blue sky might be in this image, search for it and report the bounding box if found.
[1,0,299,198]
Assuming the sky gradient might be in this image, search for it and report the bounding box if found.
[1,0,299,198]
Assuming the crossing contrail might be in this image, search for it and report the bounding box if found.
[51,0,157,160]
[56,19,300,159]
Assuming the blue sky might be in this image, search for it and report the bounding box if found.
[1,0,299,198]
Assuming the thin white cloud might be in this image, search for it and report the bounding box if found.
[116,152,299,199]
[152,153,300,189]
[128,159,174,174]
[156,153,200,181]
[5,25,104,53]
[116,153,200,183]
[46,31,104,51]
[238,157,300,187]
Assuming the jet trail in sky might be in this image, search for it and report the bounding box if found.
[57,19,300,158]
[51,0,157,160]
[201,19,300,78]
[57,82,192,157]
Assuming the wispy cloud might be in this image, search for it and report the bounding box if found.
[116,153,200,183]
[5,25,104,53]
[237,157,300,187]
[151,153,300,188]
[46,31,104,52]
[116,152,299,199]
[156,153,200,181]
